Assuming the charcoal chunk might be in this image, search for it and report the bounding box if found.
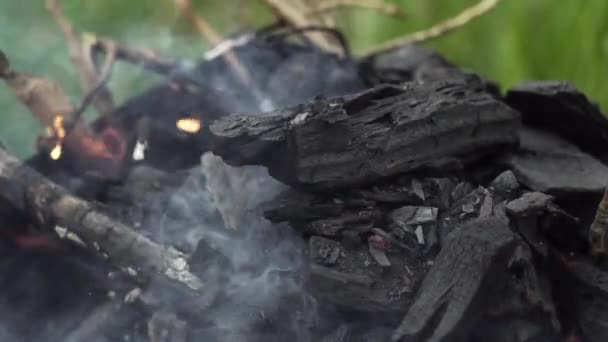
[490,170,520,201]
[392,218,519,342]
[310,236,343,265]
[505,128,608,195]
[506,192,554,217]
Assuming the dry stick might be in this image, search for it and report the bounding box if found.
[260,0,343,55]
[46,0,115,117]
[364,0,503,55]
[0,147,208,307]
[307,0,337,32]
[94,38,178,76]
[170,0,268,108]
[65,41,118,138]
[307,0,406,20]
[0,49,86,133]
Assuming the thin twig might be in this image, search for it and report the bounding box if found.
[89,37,179,76]
[170,0,268,108]
[46,0,115,116]
[307,0,406,20]
[262,25,351,57]
[308,0,338,31]
[364,0,503,56]
[260,0,343,55]
[65,41,117,137]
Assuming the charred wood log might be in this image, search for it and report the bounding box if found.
[209,81,520,190]
[392,217,519,342]
[0,147,213,315]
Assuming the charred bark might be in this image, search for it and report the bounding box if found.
[209,81,520,190]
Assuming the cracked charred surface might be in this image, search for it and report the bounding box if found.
[209,81,520,190]
[392,217,520,342]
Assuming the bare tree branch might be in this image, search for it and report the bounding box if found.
[364,0,503,56]
[46,0,115,117]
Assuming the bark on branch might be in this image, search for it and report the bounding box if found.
[0,147,210,312]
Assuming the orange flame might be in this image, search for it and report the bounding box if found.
[48,114,66,160]
[54,115,66,139]
[176,118,201,134]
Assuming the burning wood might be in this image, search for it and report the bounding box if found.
[0,50,125,174]
[3,6,608,342]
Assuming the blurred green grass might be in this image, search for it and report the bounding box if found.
[1,0,607,158]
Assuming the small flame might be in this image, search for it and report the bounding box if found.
[50,143,62,160]
[54,115,66,139]
[176,118,201,134]
[47,115,66,160]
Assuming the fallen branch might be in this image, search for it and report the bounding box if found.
[46,0,115,117]
[365,0,503,55]
[0,146,210,313]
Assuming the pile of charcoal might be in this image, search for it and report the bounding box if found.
[2,25,608,342]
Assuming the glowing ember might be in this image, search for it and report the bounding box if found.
[53,115,66,139]
[176,118,201,133]
[50,143,62,160]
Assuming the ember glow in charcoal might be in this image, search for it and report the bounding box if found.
[176,117,201,134]
[53,114,66,139]
[49,142,62,160]
[48,114,66,160]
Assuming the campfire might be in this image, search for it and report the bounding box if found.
[0,0,607,341]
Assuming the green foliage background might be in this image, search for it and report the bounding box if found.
[1,0,607,158]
